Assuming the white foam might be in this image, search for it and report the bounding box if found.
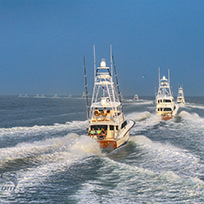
[0,120,88,138]
[186,102,204,110]
[177,111,204,132]
[0,133,102,168]
[2,134,102,193]
[129,135,153,145]
[130,135,202,177]
[126,111,151,121]
[72,154,204,203]
[126,100,154,106]
[129,113,161,134]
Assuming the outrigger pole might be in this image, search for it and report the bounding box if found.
[93,44,96,77]
[110,44,113,77]
[83,56,90,119]
[112,55,124,118]
[168,69,170,84]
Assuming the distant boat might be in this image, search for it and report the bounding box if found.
[35,94,45,98]
[68,94,72,99]
[156,69,179,120]
[52,94,59,98]
[35,94,40,98]
[85,51,135,150]
[177,87,185,106]
[18,94,29,98]
[133,94,139,101]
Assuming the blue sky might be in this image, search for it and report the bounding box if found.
[0,0,204,96]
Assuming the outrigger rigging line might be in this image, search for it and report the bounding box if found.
[112,55,122,105]
[112,55,124,118]
[83,56,90,119]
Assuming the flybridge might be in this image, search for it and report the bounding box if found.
[95,59,113,85]
[157,69,172,97]
[90,57,121,122]
[83,45,122,121]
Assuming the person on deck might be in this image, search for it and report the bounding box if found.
[101,128,107,137]
[89,128,96,136]
[94,108,100,116]
[96,128,102,136]
[102,107,107,116]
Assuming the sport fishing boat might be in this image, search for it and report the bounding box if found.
[177,87,185,106]
[133,94,139,101]
[84,48,135,150]
[156,69,179,120]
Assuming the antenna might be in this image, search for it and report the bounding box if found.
[155,86,157,102]
[168,69,170,84]
[110,44,113,76]
[83,56,90,119]
[93,44,96,77]
[158,67,160,86]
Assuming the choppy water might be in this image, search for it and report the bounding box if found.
[0,95,204,203]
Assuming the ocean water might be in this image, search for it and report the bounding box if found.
[0,95,204,203]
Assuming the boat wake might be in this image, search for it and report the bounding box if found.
[126,111,151,121]
[0,120,88,137]
[72,135,204,203]
[127,111,161,134]
[0,133,102,194]
[124,100,154,106]
[0,120,88,148]
[185,102,204,110]
[177,111,204,131]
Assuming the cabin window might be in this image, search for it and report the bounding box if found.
[174,106,176,110]
[91,125,107,131]
[164,108,172,111]
[110,125,114,130]
[121,120,127,129]
[109,125,118,131]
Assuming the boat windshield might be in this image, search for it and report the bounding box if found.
[163,99,171,103]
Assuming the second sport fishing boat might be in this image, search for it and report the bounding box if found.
[177,86,185,106]
[156,69,179,120]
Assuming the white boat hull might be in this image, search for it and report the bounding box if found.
[157,104,179,120]
[93,120,135,149]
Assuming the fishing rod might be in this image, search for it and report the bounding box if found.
[83,56,90,119]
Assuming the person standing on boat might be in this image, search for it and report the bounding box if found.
[102,107,107,120]
[102,107,107,115]
[89,128,96,136]
[101,128,107,137]
[94,108,100,116]
[96,128,102,136]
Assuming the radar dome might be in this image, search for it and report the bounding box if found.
[100,59,106,67]
[162,76,167,80]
